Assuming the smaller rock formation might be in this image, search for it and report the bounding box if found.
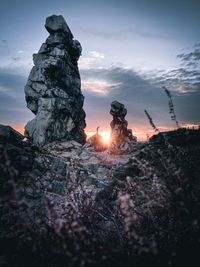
[87,127,107,152]
[24,15,86,146]
[109,101,136,153]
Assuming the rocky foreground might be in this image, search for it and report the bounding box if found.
[1,124,200,267]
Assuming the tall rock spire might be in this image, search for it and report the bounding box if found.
[110,101,136,153]
[24,15,86,145]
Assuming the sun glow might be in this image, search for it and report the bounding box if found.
[100,131,111,145]
[86,130,111,145]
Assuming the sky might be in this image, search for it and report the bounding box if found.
[0,0,200,140]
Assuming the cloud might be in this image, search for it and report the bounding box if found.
[145,68,200,94]
[81,79,120,95]
[0,56,199,140]
[0,57,32,76]
[89,51,105,59]
[81,67,165,106]
[81,67,171,133]
[17,50,25,54]
[78,57,96,69]
[142,43,200,95]
[177,43,200,66]
[79,50,105,69]
[0,41,32,76]
[81,65,200,136]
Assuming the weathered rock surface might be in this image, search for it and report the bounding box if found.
[110,101,136,153]
[24,15,86,146]
[1,126,200,266]
[0,126,37,197]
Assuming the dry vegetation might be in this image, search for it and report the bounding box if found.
[1,126,200,266]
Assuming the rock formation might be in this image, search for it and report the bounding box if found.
[24,15,86,146]
[110,101,136,153]
[87,127,107,152]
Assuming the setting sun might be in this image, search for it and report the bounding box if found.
[101,131,111,145]
[86,129,111,145]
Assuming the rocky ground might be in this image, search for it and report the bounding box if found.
[1,125,200,266]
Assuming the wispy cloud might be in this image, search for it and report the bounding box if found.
[0,55,32,75]
[89,51,105,59]
[17,50,24,54]
[141,44,200,95]
[0,40,32,75]
[81,79,120,95]
[177,43,200,68]
[79,50,105,69]
[82,65,200,133]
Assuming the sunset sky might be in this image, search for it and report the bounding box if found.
[0,0,200,140]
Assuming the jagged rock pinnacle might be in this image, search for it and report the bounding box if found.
[24,15,86,146]
[110,101,136,153]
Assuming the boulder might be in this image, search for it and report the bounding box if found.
[24,15,86,146]
[87,127,107,152]
[0,124,24,145]
[45,15,73,37]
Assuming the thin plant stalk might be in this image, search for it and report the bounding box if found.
[144,110,160,133]
[163,87,180,129]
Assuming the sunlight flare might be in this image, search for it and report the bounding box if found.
[100,131,111,145]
